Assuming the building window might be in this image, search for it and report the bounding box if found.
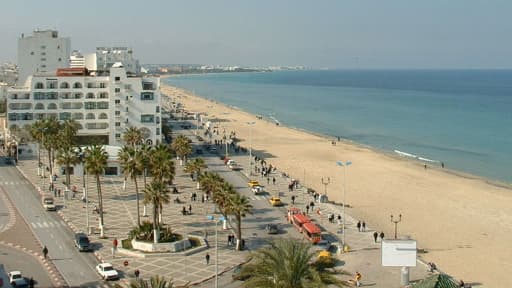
[41,52,46,56]
[85,102,96,109]
[41,64,46,68]
[60,82,70,89]
[156,106,160,113]
[115,133,121,139]
[35,82,44,89]
[41,45,46,49]
[156,128,160,135]
[86,113,95,119]
[141,92,154,100]
[141,114,154,123]
[30,51,34,55]
[8,113,18,121]
[97,102,109,109]
[115,122,121,127]
[98,113,108,119]
[115,99,121,104]
[41,58,47,61]
[86,93,95,99]
[99,92,108,99]
[73,82,82,89]
[58,58,62,61]
[100,82,107,88]
[115,88,121,93]
[115,111,121,116]
[115,77,120,81]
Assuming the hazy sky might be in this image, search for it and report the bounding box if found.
[1,0,511,69]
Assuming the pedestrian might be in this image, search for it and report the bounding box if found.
[362,221,366,232]
[441,162,445,168]
[182,206,187,215]
[291,195,295,204]
[357,221,361,232]
[205,253,210,265]
[267,177,270,185]
[306,204,309,214]
[134,269,140,279]
[355,271,362,287]
[42,245,48,259]
[424,164,427,170]
[380,231,385,241]
[272,177,276,185]
[188,204,192,214]
[201,194,205,203]
[29,277,35,288]
[337,214,341,225]
[373,231,378,243]
[113,238,118,250]
[309,201,314,209]
[57,189,61,197]
[227,235,231,246]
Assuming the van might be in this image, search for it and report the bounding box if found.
[74,233,92,252]
[42,194,56,211]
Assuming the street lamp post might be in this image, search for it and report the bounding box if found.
[207,215,225,288]
[79,152,90,234]
[336,161,352,247]
[247,122,255,177]
[321,177,330,196]
[391,214,402,239]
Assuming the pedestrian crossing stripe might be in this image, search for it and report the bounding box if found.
[31,221,62,229]
[1,181,30,185]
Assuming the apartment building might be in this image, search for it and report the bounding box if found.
[17,30,71,85]
[7,66,162,146]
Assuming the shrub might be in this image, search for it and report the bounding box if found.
[188,237,201,247]
[121,238,132,249]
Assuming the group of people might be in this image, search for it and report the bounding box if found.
[181,205,192,215]
[372,231,386,243]
[356,221,367,232]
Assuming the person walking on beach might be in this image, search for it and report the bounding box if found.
[291,195,295,204]
[205,253,210,265]
[306,204,310,214]
[362,221,366,232]
[357,221,361,232]
[380,231,385,241]
[373,231,378,243]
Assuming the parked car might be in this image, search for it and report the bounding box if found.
[8,271,27,287]
[266,224,279,234]
[96,263,119,280]
[196,148,203,155]
[248,180,260,187]
[269,197,283,207]
[74,233,92,252]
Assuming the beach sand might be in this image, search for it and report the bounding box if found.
[162,84,512,286]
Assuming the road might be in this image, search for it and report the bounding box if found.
[0,244,53,288]
[0,158,106,287]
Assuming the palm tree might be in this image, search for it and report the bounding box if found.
[143,180,170,243]
[171,135,192,165]
[41,117,61,181]
[149,144,175,185]
[128,275,175,288]
[139,143,153,217]
[29,120,45,168]
[123,126,143,147]
[242,239,345,288]
[119,146,143,226]
[58,119,79,149]
[184,158,207,188]
[227,193,253,251]
[85,144,108,238]
[198,172,223,197]
[56,146,80,190]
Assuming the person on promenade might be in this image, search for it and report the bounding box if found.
[205,253,210,265]
[357,221,361,232]
[373,231,378,243]
[42,246,48,259]
[291,195,295,204]
[306,204,310,214]
[182,206,187,216]
[267,177,270,184]
[188,204,192,214]
[337,214,341,225]
[362,221,366,232]
[273,177,276,185]
[134,269,140,279]
[380,231,385,241]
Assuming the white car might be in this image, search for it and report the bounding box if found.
[252,185,264,194]
[96,263,119,280]
[8,271,27,286]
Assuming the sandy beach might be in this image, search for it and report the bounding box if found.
[161,84,512,286]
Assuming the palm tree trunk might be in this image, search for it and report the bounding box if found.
[236,214,242,251]
[134,176,140,227]
[66,165,71,189]
[97,174,105,238]
[143,167,148,217]
[153,202,159,244]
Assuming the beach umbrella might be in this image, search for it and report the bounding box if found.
[411,273,460,288]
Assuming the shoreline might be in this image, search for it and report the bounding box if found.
[161,84,512,286]
[165,84,511,190]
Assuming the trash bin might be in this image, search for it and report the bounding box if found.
[319,195,328,203]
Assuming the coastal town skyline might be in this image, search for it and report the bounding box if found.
[1,0,512,69]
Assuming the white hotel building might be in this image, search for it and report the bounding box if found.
[7,29,163,148]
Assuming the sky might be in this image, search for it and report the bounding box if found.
[1,0,511,69]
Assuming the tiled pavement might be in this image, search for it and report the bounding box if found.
[16,154,249,287]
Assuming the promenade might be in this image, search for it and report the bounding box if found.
[13,119,430,287]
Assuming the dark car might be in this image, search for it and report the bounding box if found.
[196,149,203,155]
[266,224,279,234]
[74,233,92,252]
[232,264,252,281]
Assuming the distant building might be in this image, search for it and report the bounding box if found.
[6,66,162,146]
[17,30,71,86]
[70,50,98,71]
[96,47,140,74]
[0,63,18,85]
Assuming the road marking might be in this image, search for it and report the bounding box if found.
[43,221,49,228]
[48,221,55,227]
[60,220,66,226]
[37,222,44,228]
[31,222,37,228]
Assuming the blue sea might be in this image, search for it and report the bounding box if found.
[164,70,512,184]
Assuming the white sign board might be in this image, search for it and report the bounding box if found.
[381,239,417,267]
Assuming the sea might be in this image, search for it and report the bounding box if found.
[164,70,512,184]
